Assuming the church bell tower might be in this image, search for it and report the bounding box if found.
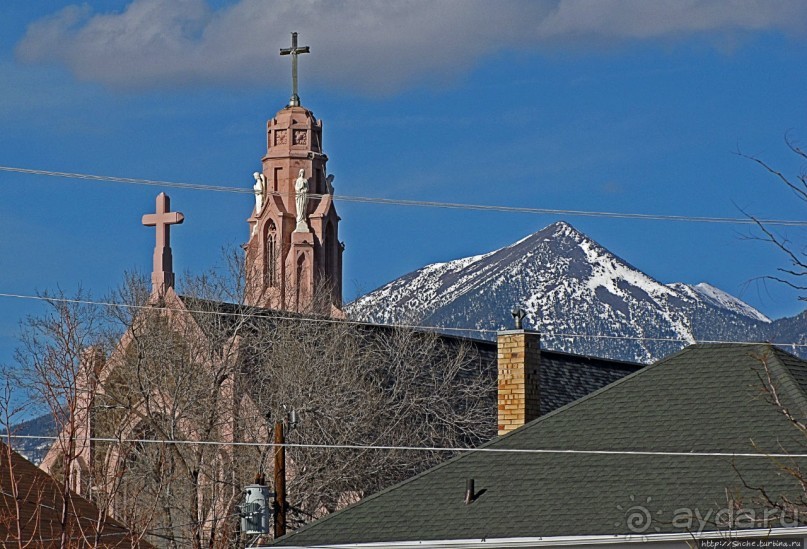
[245,33,343,315]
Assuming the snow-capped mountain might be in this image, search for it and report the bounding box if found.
[347,221,801,363]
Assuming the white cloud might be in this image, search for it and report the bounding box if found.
[535,0,807,41]
[14,0,807,94]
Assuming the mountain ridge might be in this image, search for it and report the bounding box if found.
[347,221,802,363]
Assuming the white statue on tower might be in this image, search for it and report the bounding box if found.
[294,169,310,232]
[253,171,267,212]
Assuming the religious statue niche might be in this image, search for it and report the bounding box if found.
[253,172,267,214]
[265,221,278,287]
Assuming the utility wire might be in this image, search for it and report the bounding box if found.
[7,434,807,459]
[2,167,803,345]
[0,290,804,347]
[0,165,246,194]
[0,291,496,335]
[1,164,805,226]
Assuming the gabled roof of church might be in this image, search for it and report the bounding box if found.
[1,441,154,547]
[273,344,807,546]
[177,295,641,418]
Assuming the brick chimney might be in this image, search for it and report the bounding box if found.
[497,329,541,435]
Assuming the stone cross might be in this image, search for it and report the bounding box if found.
[279,31,310,107]
[142,193,184,294]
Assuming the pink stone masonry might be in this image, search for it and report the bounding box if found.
[245,104,343,315]
[142,192,184,295]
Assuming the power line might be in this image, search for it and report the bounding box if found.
[2,164,805,226]
[7,433,807,459]
[334,195,807,226]
[1,290,805,348]
[0,165,247,194]
[0,291,497,335]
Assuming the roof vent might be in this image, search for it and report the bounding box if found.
[464,478,475,505]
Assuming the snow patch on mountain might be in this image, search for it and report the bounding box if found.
[579,239,673,301]
[690,282,770,323]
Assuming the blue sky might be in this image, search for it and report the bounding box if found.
[1,0,806,368]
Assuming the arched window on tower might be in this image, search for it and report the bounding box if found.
[266,221,277,286]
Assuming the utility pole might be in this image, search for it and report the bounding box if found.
[273,420,286,538]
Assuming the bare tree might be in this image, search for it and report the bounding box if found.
[12,250,496,545]
[241,316,496,524]
[0,377,45,548]
[4,298,151,548]
[741,135,807,301]
[13,289,111,548]
[92,274,250,548]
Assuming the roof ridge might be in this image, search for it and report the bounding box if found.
[540,347,642,368]
[756,345,807,421]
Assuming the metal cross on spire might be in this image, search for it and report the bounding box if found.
[279,31,310,107]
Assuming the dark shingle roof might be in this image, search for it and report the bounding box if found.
[538,349,639,414]
[274,343,807,546]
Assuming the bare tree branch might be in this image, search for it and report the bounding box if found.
[737,136,807,301]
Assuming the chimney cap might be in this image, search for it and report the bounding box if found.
[511,308,527,329]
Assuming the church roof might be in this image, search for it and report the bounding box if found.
[272,343,807,546]
[177,295,642,418]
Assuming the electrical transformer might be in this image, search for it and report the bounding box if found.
[241,484,273,535]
